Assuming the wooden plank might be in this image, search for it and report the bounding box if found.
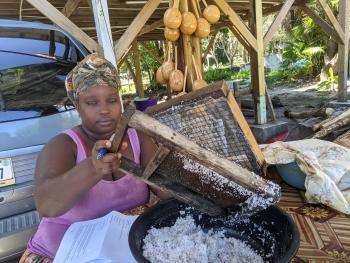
[26,0,101,53]
[62,0,83,17]
[222,83,265,166]
[213,0,258,52]
[114,0,161,63]
[265,89,276,121]
[139,19,163,36]
[263,0,295,45]
[192,37,203,77]
[202,31,218,63]
[228,25,251,52]
[317,0,345,44]
[111,106,136,152]
[132,41,145,97]
[139,41,163,64]
[141,145,170,179]
[118,45,133,66]
[300,5,344,44]
[147,174,224,215]
[337,0,349,101]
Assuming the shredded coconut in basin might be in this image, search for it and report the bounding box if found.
[142,215,265,263]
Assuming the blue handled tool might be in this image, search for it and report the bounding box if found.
[97,133,115,159]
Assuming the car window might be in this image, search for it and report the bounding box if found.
[0,27,84,123]
[0,27,81,62]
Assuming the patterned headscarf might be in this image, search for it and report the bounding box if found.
[65,54,120,103]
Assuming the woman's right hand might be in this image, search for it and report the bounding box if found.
[91,140,127,178]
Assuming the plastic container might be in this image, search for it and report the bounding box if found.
[134,97,158,111]
[276,162,306,190]
[129,199,300,263]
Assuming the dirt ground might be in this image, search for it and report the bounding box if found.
[269,80,335,112]
[267,80,350,141]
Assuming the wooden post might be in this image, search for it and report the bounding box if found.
[179,0,194,90]
[337,0,349,101]
[249,0,267,124]
[132,41,145,98]
[192,37,203,77]
[92,0,124,111]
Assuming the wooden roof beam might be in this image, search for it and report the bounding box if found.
[317,0,345,44]
[114,0,161,62]
[213,0,258,52]
[300,5,344,44]
[139,19,163,36]
[62,0,84,17]
[263,0,295,45]
[26,0,101,53]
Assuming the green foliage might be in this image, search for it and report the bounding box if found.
[204,68,250,83]
[281,5,335,77]
[204,67,312,86]
[144,80,167,98]
[318,67,338,91]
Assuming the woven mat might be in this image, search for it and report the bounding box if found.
[278,184,350,263]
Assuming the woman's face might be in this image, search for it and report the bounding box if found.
[76,85,121,138]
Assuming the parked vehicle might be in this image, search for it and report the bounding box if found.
[0,19,89,262]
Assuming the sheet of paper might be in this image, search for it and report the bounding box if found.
[53,211,138,263]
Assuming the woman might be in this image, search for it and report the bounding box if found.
[20,54,167,262]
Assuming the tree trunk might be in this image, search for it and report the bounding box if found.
[321,39,338,81]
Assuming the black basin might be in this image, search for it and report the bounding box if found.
[129,199,300,263]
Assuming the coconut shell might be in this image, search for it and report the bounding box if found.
[164,27,180,42]
[164,8,182,29]
[169,70,184,92]
[161,61,175,81]
[195,18,210,38]
[193,79,208,90]
[203,5,220,24]
[180,12,197,35]
[156,66,167,85]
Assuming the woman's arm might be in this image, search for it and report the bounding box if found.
[34,134,123,217]
[138,131,172,200]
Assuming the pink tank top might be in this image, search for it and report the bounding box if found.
[27,128,149,259]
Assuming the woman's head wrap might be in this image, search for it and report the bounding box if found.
[65,54,120,103]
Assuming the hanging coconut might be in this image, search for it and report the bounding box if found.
[164,27,180,42]
[169,46,184,92]
[161,61,174,81]
[164,8,182,29]
[156,66,167,85]
[195,18,210,38]
[169,70,184,92]
[203,5,220,24]
[180,12,197,35]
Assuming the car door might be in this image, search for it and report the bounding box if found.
[0,25,86,262]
